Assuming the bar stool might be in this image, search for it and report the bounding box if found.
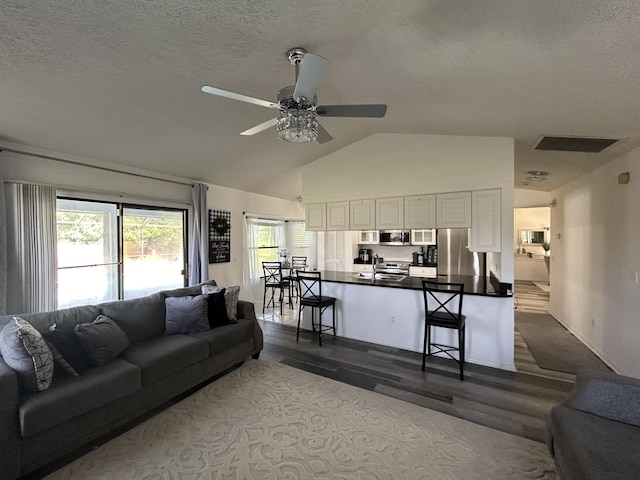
[285,256,308,298]
[296,270,336,346]
[262,261,292,315]
[421,280,466,380]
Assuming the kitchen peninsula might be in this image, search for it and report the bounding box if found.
[300,270,515,371]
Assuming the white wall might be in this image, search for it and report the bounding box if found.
[549,146,640,378]
[0,147,303,302]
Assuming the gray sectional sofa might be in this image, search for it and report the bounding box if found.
[547,369,640,480]
[0,280,263,480]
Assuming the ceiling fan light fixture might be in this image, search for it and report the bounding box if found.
[276,108,318,143]
[526,170,549,182]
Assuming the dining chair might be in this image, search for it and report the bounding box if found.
[262,261,292,315]
[286,256,308,298]
[421,280,467,380]
[296,270,336,346]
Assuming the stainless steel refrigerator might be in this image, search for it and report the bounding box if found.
[437,228,485,276]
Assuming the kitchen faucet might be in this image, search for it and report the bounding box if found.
[372,253,379,278]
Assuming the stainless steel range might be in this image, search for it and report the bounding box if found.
[373,261,410,281]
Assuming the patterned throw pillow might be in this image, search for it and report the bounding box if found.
[202,285,241,321]
[0,317,55,393]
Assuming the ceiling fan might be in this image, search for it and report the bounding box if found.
[201,47,387,144]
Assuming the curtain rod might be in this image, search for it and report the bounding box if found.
[0,147,193,187]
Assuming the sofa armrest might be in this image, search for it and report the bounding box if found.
[236,300,257,321]
[562,369,640,427]
[0,357,21,480]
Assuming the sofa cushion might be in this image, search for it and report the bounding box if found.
[549,404,640,480]
[162,280,218,299]
[99,292,166,343]
[119,335,209,385]
[164,295,210,335]
[18,358,141,437]
[0,317,55,393]
[205,288,230,327]
[75,316,131,366]
[189,319,256,357]
[43,323,93,375]
[202,284,241,321]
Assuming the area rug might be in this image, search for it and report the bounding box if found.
[516,311,611,374]
[45,360,555,479]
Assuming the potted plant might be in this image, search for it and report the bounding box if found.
[542,241,551,255]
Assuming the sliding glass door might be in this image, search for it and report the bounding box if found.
[56,199,187,308]
[122,207,185,299]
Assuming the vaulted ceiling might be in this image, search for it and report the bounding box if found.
[1,1,639,201]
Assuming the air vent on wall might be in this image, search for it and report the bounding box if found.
[533,135,619,153]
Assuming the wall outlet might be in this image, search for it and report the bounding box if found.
[389,315,396,325]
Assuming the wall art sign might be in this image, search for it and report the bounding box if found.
[208,209,231,263]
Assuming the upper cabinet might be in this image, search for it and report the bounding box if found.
[436,191,472,228]
[470,188,501,252]
[305,203,326,231]
[375,197,404,229]
[404,194,436,229]
[326,201,350,231]
[350,199,376,230]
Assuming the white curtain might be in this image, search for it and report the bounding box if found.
[4,183,57,314]
[189,183,208,285]
[0,179,7,315]
[243,216,262,303]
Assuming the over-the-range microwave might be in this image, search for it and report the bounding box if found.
[379,230,410,245]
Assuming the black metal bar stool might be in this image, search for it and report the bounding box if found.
[262,261,292,314]
[296,270,336,346]
[421,279,467,380]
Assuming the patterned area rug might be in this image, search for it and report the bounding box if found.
[45,360,555,479]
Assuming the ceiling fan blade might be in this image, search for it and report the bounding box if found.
[293,53,330,103]
[201,85,280,110]
[316,123,333,144]
[240,117,278,136]
[316,104,387,118]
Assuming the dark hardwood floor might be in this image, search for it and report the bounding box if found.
[259,318,573,445]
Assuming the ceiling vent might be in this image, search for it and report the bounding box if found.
[533,135,619,153]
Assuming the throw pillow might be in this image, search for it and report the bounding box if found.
[75,315,130,367]
[202,284,241,321]
[44,323,93,375]
[205,288,230,328]
[164,295,210,335]
[0,317,54,393]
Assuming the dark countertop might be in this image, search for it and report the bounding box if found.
[318,270,511,297]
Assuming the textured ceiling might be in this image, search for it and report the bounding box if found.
[1,1,639,201]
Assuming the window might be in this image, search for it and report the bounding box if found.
[56,198,187,308]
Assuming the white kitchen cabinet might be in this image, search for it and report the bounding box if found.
[404,195,436,229]
[411,229,437,245]
[376,197,404,229]
[350,199,376,230]
[436,191,472,228]
[326,201,350,231]
[358,230,379,244]
[305,203,326,231]
[470,188,501,252]
[319,231,352,272]
[409,266,437,278]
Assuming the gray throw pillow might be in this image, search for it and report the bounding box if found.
[164,295,210,335]
[202,285,241,321]
[75,315,130,367]
[0,317,55,393]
